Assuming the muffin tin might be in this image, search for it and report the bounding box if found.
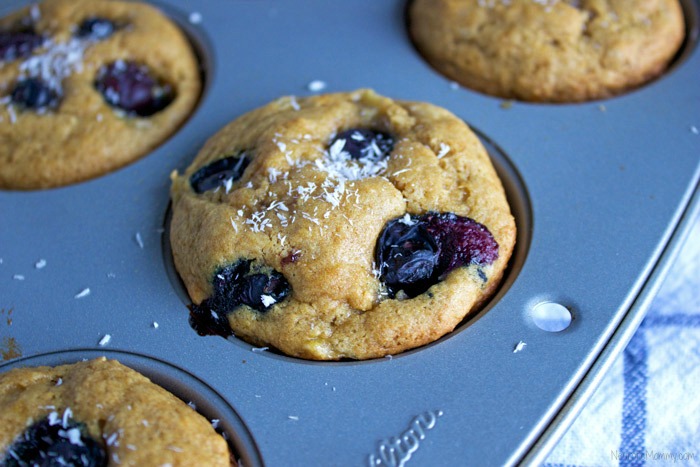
[1,0,699,465]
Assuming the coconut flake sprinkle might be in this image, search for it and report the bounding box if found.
[315,136,388,182]
[307,80,327,92]
[74,288,91,299]
[19,37,88,96]
[260,295,277,307]
[59,428,84,446]
[98,334,111,346]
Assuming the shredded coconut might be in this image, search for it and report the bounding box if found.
[105,433,118,446]
[289,95,300,110]
[260,295,276,307]
[268,167,283,183]
[307,80,327,92]
[246,210,273,232]
[19,37,88,95]
[398,214,416,226]
[223,177,234,193]
[74,288,90,299]
[437,142,450,159]
[7,105,17,124]
[227,129,392,240]
[314,135,388,181]
[62,408,73,428]
[98,334,111,346]
[48,411,60,426]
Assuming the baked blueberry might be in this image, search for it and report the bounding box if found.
[376,212,499,297]
[190,155,250,194]
[330,129,394,160]
[10,77,58,110]
[75,17,116,40]
[376,218,440,298]
[237,271,290,312]
[422,212,499,271]
[188,301,234,338]
[4,412,106,467]
[0,30,43,62]
[94,60,174,117]
[189,260,291,336]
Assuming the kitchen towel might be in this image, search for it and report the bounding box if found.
[545,217,700,466]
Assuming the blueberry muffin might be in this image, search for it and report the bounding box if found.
[170,89,516,360]
[0,0,201,190]
[409,0,685,102]
[0,358,231,466]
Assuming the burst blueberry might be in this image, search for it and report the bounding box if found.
[4,413,106,467]
[376,218,440,298]
[94,61,174,117]
[189,260,291,337]
[423,212,499,271]
[190,155,250,194]
[76,17,116,40]
[331,129,394,160]
[376,212,499,298]
[209,260,290,313]
[11,77,58,109]
[0,30,43,62]
[238,272,290,312]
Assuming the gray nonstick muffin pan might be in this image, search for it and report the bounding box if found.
[1,1,699,465]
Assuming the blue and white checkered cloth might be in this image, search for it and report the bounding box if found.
[544,217,700,467]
